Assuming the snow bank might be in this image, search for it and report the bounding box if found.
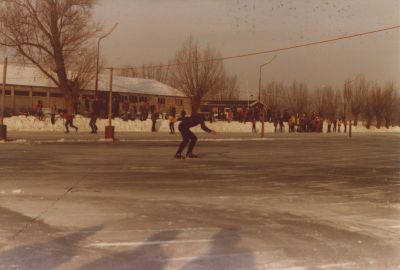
[4,115,400,133]
[4,115,260,133]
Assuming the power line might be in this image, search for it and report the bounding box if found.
[109,24,400,71]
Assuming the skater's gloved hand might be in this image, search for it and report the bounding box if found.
[210,130,217,135]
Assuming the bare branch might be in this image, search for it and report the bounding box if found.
[0,0,101,112]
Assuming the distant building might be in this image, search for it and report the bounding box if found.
[200,99,257,121]
[0,64,191,115]
[200,99,256,112]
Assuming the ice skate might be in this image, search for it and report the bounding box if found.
[186,153,198,159]
[174,153,185,159]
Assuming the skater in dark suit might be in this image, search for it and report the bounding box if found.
[89,97,101,134]
[175,113,216,159]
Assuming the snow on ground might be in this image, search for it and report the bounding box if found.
[4,115,400,133]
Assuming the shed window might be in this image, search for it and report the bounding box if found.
[33,91,47,97]
[15,90,30,96]
[129,96,138,103]
[176,99,183,106]
[50,93,64,98]
[158,97,166,104]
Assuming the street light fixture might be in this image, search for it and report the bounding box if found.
[258,55,277,137]
[95,23,118,97]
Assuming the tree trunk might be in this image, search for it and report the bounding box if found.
[63,90,74,114]
[191,97,201,115]
[384,117,390,129]
[353,114,359,126]
[366,117,372,129]
[376,116,382,129]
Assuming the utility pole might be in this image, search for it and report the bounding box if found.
[258,55,277,137]
[0,56,8,141]
[343,83,352,137]
[105,68,115,140]
[246,80,249,109]
[344,75,360,138]
[348,92,352,138]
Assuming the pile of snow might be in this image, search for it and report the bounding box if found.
[4,115,400,133]
[351,124,400,133]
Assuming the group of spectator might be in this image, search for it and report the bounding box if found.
[205,106,349,134]
[73,96,153,121]
[30,97,352,134]
[30,96,177,134]
[274,111,348,133]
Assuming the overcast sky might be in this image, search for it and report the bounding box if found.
[94,0,400,96]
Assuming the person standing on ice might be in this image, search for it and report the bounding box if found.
[61,110,78,133]
[151,109,159,132]
[168,114,176,134]
[50,102,57,125]
[175,113,216,159]
[89,97,101,134]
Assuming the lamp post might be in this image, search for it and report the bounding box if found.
[258,55,276,137]
[246,80,250,109]
[0,53,8,141]
[105,67,115,140]
[344,80,355,137]
[343,74,361,138]
[95,23,118,97]
[249,94,254,109]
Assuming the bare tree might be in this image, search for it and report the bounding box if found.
[262,81,285,112]
[0,0,100,113]
[206,73,239,100]
[351,75,368,126]
[170,37,225,114]
[395,96,400,126]
[311,86,325,117]
[116,62,171,85]
[371,85,385,128]
[116,65,139,78]
[285,81,309,114]
[363,87,374,129]
[382,83,398,128]
[334,89,343,120]
[140,62,170,84]
[322,86,337,121]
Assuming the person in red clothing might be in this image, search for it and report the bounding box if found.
[175,113,216,159]
[61,110,78,133]
[35,100,44,121]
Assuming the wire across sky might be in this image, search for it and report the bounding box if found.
[109,25,400,71]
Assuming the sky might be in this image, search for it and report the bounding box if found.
[87,0,398,96]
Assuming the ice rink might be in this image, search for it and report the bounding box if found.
[0,132,399,269]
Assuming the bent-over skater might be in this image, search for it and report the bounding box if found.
[175,114,216,159]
